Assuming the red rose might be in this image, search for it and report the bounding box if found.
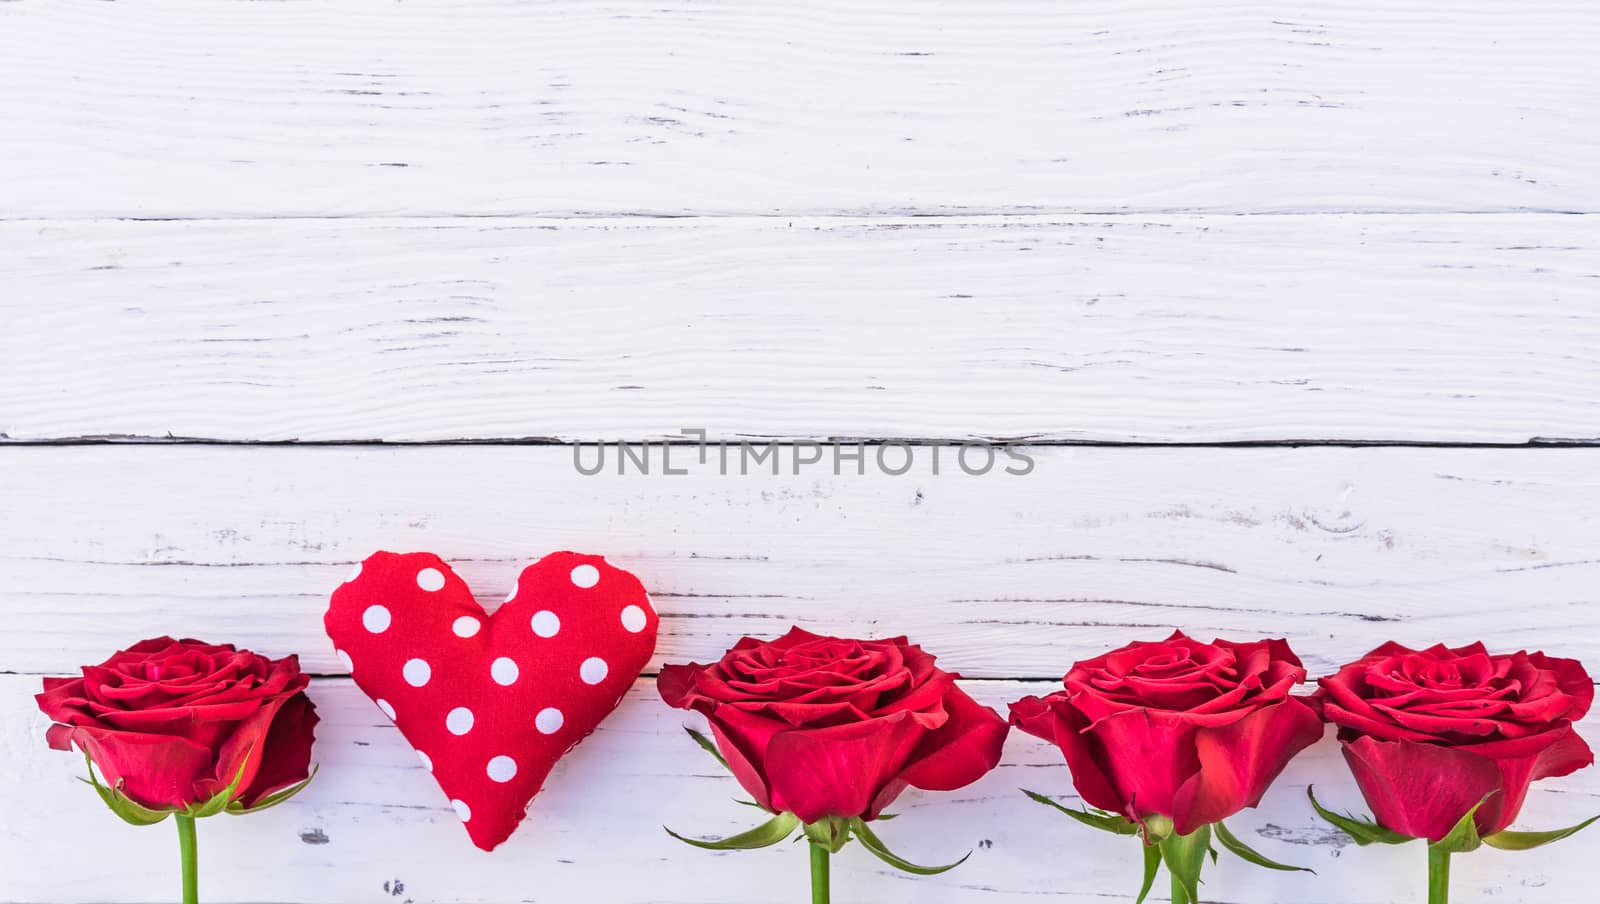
[36,637,319,812]
[657,627,1008,824]
[1315,641,1593,842]
[1010,631,1323,835]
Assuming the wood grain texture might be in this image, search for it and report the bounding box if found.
[2,0,1598,219]
[3,677,1596,904]
[5,2,1598,900]
[3,445,1597,679]
[5,214,1600,444]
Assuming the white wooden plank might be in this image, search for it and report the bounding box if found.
[3,676,1595,904]
[2,0,1597,218]
[5,214,1599,444]
[3,445,1597,679]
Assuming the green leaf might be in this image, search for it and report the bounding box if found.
[1483,814,1600,851]
[1430,794,1494,854]
[229,765,319,815]
[186,752,252,819]
[665,811,800,851]
[849,818,971,875]
[80,755,172,827]
[1307,786,1413,846]
[1214,821,1313,873]
[1134,840,1162,904]
[1021,789,1141,836]
[1159,825,1211,904]
[684,727,730,771]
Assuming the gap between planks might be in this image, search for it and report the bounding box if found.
[4,209,1599,224]
[6,439,1600,448]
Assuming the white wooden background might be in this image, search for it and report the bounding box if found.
[3,2,1598,902]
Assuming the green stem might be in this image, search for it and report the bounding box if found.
[175,814,198,904]
[1170,870,1188,904]
[810,840,830,904]
[1428,846,1450,904]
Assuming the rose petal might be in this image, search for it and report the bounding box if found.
[656,662,704,710]
[1086,708,1202,822]
[69,725,217,810]
[1453,723,1595,835]
[704,703,791,811]
[237,691,320,807]
[1527,652,1595,720]
[763,714,925,823]
[1170,697,1324,833]
[895,686,1008,795]
[1340,735,1505,842]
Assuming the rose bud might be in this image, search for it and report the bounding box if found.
[1011,631,1323,902]
[37,636,319,816]
[658,626,1009,897]
[1314,641,1594,843]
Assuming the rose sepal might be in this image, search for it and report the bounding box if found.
[802,815,853,854]
[80,754,174,827]
[682,727,776,816]
[1307,786,1413,846]
[683,727,730,771]
[1159,824,1212,904]
[1133,842,1162,904]
[185,755,252,819]
[1422,792,1599,853]
[665,811,801,850]
[1482,815,1600,851]
[1308,785,1577,856]
[1213,820,1313,872]
[1030,789,1310,901]
[1428,796,1493,854]
[228,765,319,815]
[678,723,961,872]
[1021,789,1143,836]
[849,817,970,875]
[80,751,252,825]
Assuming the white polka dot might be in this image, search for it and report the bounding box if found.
[451,615,481,638]
[403,658,432,687]
[335,649,354,672]
[570,564,600,588]
[417,750,433,772]
[346,562,362,582]
[362,605,391,634]
[416,567,446,592]
[505,584,519,602]
[446,707,475,735]
[536,707,564,735]
[580,657,609,685]
[620,604,647,633]
[531,610,560,638]
[376,699,396,720]
[491,657,520,686]
[451,799,471,822]
[487,755,518,783]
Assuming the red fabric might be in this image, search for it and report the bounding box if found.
[326,551,657,851]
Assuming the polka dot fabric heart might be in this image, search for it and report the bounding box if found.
[325,550,658,851]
